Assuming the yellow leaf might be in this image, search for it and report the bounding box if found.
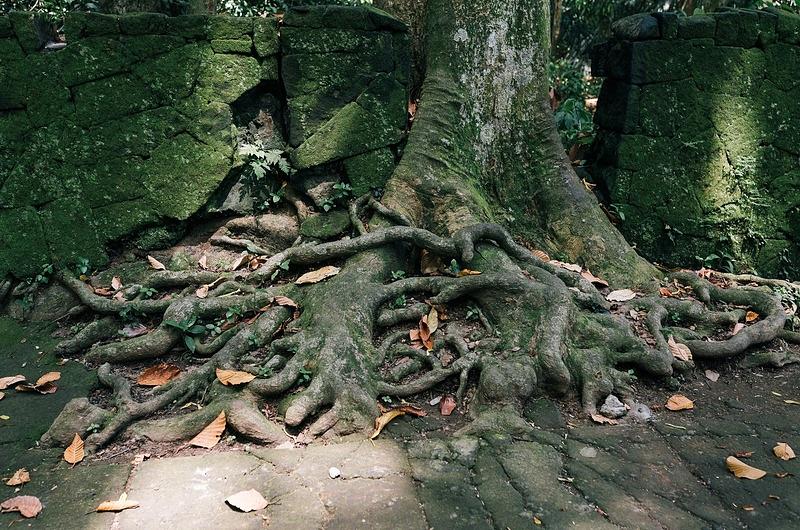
[225,489,269,512]
[665,394,694,411]
[295,265,341,285]
[427,307,439,334]
[111,276,123,291]
[533,516,543,525]
[745,310,759,323]
[215,368,256,386]
[726,456,766,480]
[0,415,9,420]
[590,413,619,425]
[606,289,636,302]
[137,363,181,387]
[371,409,406,439]
[457,269,481,276]
[0,495,42,518]
[667,336,693,362]
[96,493,139,512]
[147,255,166,271]
[189,411,226,448]
[64,433,85,464]
[5,468,30,486]
[532,249,550,262]
[773,442,796,461]
[658,287,673,297]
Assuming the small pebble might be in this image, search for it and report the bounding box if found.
[429,396,442,406]
[328,467,341,479]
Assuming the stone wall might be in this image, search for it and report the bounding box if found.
[0,6,408,279]
[591,7,800,278]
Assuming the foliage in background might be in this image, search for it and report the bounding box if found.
[238,142,293,212]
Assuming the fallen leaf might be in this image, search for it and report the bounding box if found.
[665,394,694,411]
[198,255,208,270]
[704,370,720,382]
[658,287,673,297]
[726,456,766,479]
[427,307,439,334]
[111,276,123,291]
[216,368,256,386]
[394,404,427,417]
[734,451,753,458]
[147,255,166,271]
[0,415,9,420]
[732,323,745,335]
[0,495,42,518]
[0,375,26,390]
[773,442,796,461]
[745,310,759,323]
[532,250,550,261]
[121,324,149,338]
[0,392,4,401]
[295,266,341,285]
[94,287,114,296]
[35,372,60,386]
[15,372,61,394]
[230,252,250,271]
[580,269,609,287]
[5,469,30,486]
[196,284,209,298]
[533,516,543,525]
[96,493,139,512]
[190,411,226,448]
[113,291,125,301]
[225,489,268,512]
[785,400,800,405]
[64,433,84,464]
[590,413,619,425]
[667,336,693,362]
[420,250,444,275]
[551,260,582,273]
[137,363,181,387]
[440,395,457,416]
[457,269,481,276]
[371,409,406,439]
[606,289,636,302]
[272,296,298,308]
[742,505,755,512]
[776,472,792,478]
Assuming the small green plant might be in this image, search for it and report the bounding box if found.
[164,316,207,353]
[553,98,595,151]
[390,270,406,281]
[86,422,101,434]
[321,183,353,212]
[297,367,313,385]
[225,305,245,323]
[695,252,736,273]
[608,204,626,222]
[258,365,274,378]
[392,294,407,309]
[466,305,480,321]
[75,257,90,276]
[239,142,293,212]
[270,259,291,281]
[138,286,158,299]
[380,395,393,404]
[449,259,461,276]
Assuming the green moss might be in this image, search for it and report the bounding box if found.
[0,207,49,278]
[344,148,396,195]
[283,5,405,32]
[40,198,107,268]
[208,15,253,39]
[299,210,351,239]
[119,12,169,35]
[9,11,39,54]
[64,12,119,41]
[211,39,252,54]
[122,35,185,60]
[690,46,765,95]
[73,74,158,127]
[59,37,134,87]
[253,17,279,57]
[714,10,759,46]
[196,53,261,103]
[133,44,208,104]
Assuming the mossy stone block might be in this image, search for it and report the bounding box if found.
[284,5,405,32]
[282,27,383,54]
[121,35,185,60]
[208,15,252,39]
[767,6,800,44]
[638,79,713,137]
[133,43,207,105]
[653,12,679,40]
[260,56,278,81]
[0,17,12,37]
[73,74,158,127]
[677,15,715,40]
[64,12,119,41]
[196,53,261,103]
[167,15,209,40]
[253,17,279,57]
[59,37,133,86]
[9,11,39,53]
[40,198,107,268]
[628,40,692,83]
[714,10,759,47]
[120,12,169,35]
[765,43,800,91]
[690,46,765,95]
[594,79,640,134]
[611,14,660,41]
[211,38,252,54]
[299,210,351,239]
[0,207,49,278]
[344,148,396,195]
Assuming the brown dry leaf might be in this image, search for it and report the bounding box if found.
[732,323,746,336]
[532,249,550,262]
[726,456,766,480]
[785,400,800,405]
[196,284,209,299]
[295,265,341,285]
[96,493,139,512]
[111,276,123,291]
[147,255,166,271]
[190,411,226,448]
[440,395,457,416]
[216,368,256,386]
[35,372,60,386]
[776,472,792,478]
[121,324,149,338]
[606,289,637,302]
[113,291,125,301]
[371,409,406,439]
[395,404,427,417]
[665,394,694,411]
[94,287,114,296]
[590,413,619,425]
[658,287,673,297]
[272,296,298,308]
[457,269,482,276]
[742,505,755,512]
[225,489,268,512]
[745,310,760,323]
[580,269,609,287]
[704,370,720,382]
[0,375,25,390]
[0,495,42,518]
[420,250,444,275]
[551,260,582,273]
[773,442,796,461]
[0,392,4,401]
[427,307,439,334]
[667,336,693,362]
[198,255,208,270]
[64,434,84,464]
[137,363,181,387]
[230,252,250,271]
[5,469,30,486]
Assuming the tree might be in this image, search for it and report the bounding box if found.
[46,0,797,451]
